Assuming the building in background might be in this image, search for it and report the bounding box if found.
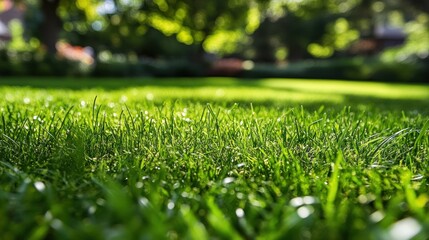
[374,23,406,49]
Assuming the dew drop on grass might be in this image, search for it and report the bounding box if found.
[181,192,190,198]
[412,174,423,181]
[142,176,150,181]
[139,197,150,207]
[135,181,143,189]
[358,193,376,204]
[96,198,106,206]
[235,208,245,218]
[51,219,63,230]
[369,211,384,223]
[236,192,245,199]
[44,211,53,221]
[23,97,30,104]
[236,163,245,168]
[290,196,319,208]
[223,177,235,185]
[370,164,387,169]
[88,206,96,214]
[167,201,175,210]
[34,181,45,192]
[290,197,304,207]
[297,206,314,219]
[146,93,154,101]
[303,196,319,205]
[80,100,86,107]
[109,101,118,108]
[389,218,422,240]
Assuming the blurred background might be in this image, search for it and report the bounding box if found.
[0,0,428,81]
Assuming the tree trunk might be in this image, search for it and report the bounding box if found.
[288,43,307,62]
[39,0,62,54]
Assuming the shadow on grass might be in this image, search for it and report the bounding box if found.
[0,77,263,90]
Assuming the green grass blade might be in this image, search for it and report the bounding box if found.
[325,151,343,224]
[413,120,429,151]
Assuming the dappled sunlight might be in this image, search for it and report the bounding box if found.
[1,78,428,112]
[260,79,429,100]
[116,85,345,104]
[2,0,429,238]
[0,84,344,107]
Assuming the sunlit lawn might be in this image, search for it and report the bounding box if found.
[2,77,429,105]
[0,77,428,239]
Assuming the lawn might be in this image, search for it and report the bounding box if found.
[1,77,428,239]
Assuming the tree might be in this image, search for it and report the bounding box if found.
[251,0,361,61]
[12,0,102,54]
[406,0,429,14]
[18,0,262,58]
[146,0,263,57]
[39,0,61,53]
[21,0,425,62]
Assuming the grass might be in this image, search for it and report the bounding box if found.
[0,77,429,239]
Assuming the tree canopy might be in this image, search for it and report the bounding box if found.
[2,0,429,63]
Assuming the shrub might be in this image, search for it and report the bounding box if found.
[242,57,429,82]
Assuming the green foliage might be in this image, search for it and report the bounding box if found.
[308,18,360,58]
[242,57,429,82]
[2,0,429,79]
[381,14,429,62]
[91,58,204,77]
[0,50,92,76]
[0,78,429,239]
[251,0,361,61]
[147,0,263,54]
[0,19,44,74]
[6,19,39,52]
